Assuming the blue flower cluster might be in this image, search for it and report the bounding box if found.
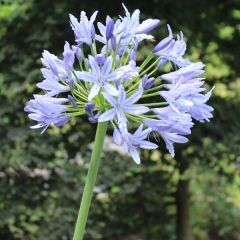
[25,4,213,163]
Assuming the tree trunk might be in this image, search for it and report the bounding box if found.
[176,156,193,240]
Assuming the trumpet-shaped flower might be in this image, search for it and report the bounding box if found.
[160,84,213,121]
[143,106,192,156]
[38,42,75,96]
[160,132,188,157]
[98,85,149,131]
[96,4,160,54]
[24,95,70,133]
[120,4,160,42]
[41,42,74,80]
[113,125,158,164]
[161,62,205,82]
[69,11,98,46]
[142,75,155,89]
[76,56,120,100]
[153,25,191,67]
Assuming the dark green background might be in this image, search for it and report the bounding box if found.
[0,0,240,239]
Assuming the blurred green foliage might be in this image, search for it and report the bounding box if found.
[0,0,240,239]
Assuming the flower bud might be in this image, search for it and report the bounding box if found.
[68,95,77,107]
[113,128,123,145]
[85,102,95,116]
[110,35,117,51]
[143,75,155,89]
[106,17,114,40]
[95,53,106,65]
[88,113,99,123]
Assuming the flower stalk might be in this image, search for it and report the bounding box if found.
[73,121,108,240]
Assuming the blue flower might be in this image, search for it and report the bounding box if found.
[95,53,106,65]
[41,42,74,79]
[105,16,115,40]
[76,56,120,100]
[153,25,191,67]
[142,75,155,89]
[151,106,193,134]
[98,85,149,131]
[161,62,205,82]
[96,4,160,54]
[63,42,75,73]
[68,95,78,107]
[159,63,214,122]
[159,132,188,157]
[37,79,70,97]
[143,106,192,156]
[69,11,98,46]
[38,42,75,96]
[113,125,158,164]
[24,95,69,133]
[121,4,160,42]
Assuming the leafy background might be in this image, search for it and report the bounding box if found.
[0,0,240,239]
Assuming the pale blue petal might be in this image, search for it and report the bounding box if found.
[136,19,160,34]
[130,148,141,164]
[116,110,128,133]
[88,84,101,100]
[125,87,143,105]
[113,128,123,145]
[135,127,152,139]
[97,22,106,37]
[118,85,126,104]
[102,92,117,106]
[104,83,119,96]
[139,141,158,149]
[165,132,188,144]
[76,71,97,82]
[107,71,124,82]
[90,11,98,23]
[95,35,106,44]
[88,55,100,75]
[134,124,144,135]
[164,137,175,157]
[98,108,116,122]
[123,105,149,115]
[102,56,113,76]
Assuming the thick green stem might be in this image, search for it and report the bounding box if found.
[73,121,108,240]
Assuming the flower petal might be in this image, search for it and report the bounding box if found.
[125,87,143,105]
[88,84,101,100]
[98,108,116,122]
[129,148,141,164]
[102,92,117,106]
[104,83,119,96]
[124,105,149,115]
[139,140,158,149]
[76,71,97,82]
[136,19,160,34]
[102,56,113,76]
[88,55,100,75]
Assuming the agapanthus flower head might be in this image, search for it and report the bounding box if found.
[25,4,214,163]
